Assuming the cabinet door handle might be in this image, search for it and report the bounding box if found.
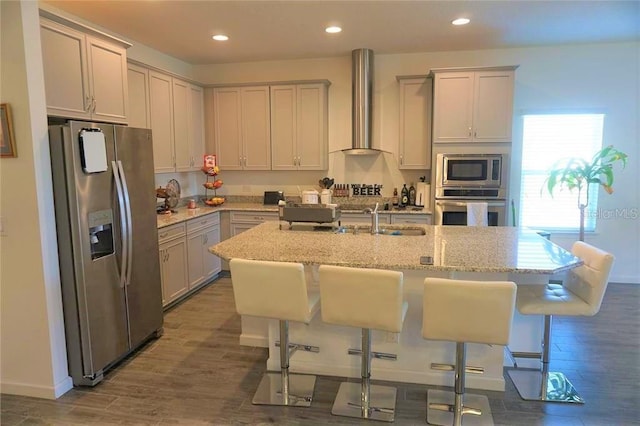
[474,130,477,138]
[204,235,208,244]
[159,232,168,238]
[84,95,92,112]
[400,155,403,165]
[468,127,472,137]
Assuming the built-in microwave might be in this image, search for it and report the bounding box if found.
[435,153,506,199]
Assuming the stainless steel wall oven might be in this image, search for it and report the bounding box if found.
[434,153,508,226]
[435,199,507,226]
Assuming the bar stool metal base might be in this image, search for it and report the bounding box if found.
[252,372,316,407]
[507,369,584,404]
[427,390,493,426]
[332,382,397,422]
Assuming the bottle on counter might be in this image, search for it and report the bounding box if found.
[392,188,399,207]
[400,184,409,207]
[409,183,416,206]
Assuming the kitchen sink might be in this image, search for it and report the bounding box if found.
[336,225,426,236]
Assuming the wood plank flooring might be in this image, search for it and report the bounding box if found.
[2,277,639,425]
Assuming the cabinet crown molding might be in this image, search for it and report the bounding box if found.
[396,74,431,82]
[39,9,132,49]
[205,79,331,89]
[429,65,519,76]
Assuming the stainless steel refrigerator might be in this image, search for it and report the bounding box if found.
[49,120,163,386]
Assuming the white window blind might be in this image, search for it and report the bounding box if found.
[519,113,604,231]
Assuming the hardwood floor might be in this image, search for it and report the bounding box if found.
[2,277,639,425]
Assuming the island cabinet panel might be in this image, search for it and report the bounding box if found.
[186,213,221,290]
[398,77,432,169]
[158,223,188,307]
[271,83,328,170]
[40,17,129,124]
[432,68,515,143]
[213,87,271,170]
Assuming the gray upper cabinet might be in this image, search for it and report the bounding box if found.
[397,76,432,169]
[213,86,271,170]
[431,67,517,144]
[271,83,328,170]
[40,16,129,124]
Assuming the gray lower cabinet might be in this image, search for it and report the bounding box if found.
[186,213,221,290]
[390,214,431,224]
[339,213,390,225]
[340,212,431,225]
[230,211,279,236]
[158,212,222,308]
[158,223,188,307]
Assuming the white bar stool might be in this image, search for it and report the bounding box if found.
[319,265,407,422]
[423,278,516,426]
[508,241,614,403]
[229,258,320,407]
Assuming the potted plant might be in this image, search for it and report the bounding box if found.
[545,145,627,241]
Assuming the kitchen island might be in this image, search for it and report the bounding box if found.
[210,222,582,391]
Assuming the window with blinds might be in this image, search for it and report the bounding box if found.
[519,113,605,232]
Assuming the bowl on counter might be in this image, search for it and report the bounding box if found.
[204,197,225,206]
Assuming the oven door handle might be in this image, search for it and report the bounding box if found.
[436,200,506,208]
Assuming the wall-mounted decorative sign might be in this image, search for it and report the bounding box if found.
[1,103,17,158]
[351,184,383,196]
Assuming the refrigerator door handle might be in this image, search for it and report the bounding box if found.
[112,161,128,289]
[117,160,134,287]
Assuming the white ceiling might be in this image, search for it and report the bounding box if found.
[42,0,640,65]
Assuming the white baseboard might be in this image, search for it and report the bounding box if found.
[239,334,268,348]
[1,375,73,399]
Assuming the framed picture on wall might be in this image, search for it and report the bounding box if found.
[1,103,17,158]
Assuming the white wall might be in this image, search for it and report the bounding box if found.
[0,0,73,398]
[194,43,639,283]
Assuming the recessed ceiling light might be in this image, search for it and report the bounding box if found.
[325,26,342,34]
[452,18,470,26]
[212,34,229,41]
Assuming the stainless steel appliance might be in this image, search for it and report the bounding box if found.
[280,203,341,225]
[435,153,506,199]
[263,191,285,205]
[434,153,508,226]
[435,199,507,226]
[49,121,163,386]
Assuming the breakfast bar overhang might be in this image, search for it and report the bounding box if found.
[210,222,583,391]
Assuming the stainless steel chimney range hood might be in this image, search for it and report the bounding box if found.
[340,48,386,156]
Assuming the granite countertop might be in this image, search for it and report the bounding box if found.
[209,221,583,274]
[157,202,432,229]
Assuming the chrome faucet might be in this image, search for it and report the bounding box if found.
[363,203,380,235]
